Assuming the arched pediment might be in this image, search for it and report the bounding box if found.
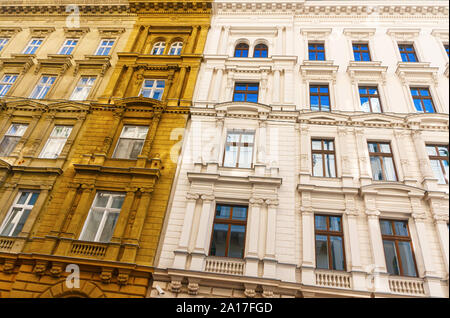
[351,113,404,125]
[302,112,349,123]
[113,96,164,109]
[47,102,90,113]
[215,101,272,114]
[406,113,449,126]
[0,159,11,171]
[360,183,425,197]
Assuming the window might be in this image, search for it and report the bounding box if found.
[29,76,56,100]
[0,124,28,156]
[79,192,125,242]
[168,42,183,55]
[359,86,382,113]
[308,42,325,61]
[234,43,249,57]
[0,38,8,52]
[310,85,330,111]
[58,39,78,55]
[223,130,255,169]
[398,44,418,62]
[209,204,247,258]
[315,215,346,271]
[95,39,115,56]
[353,43,371,61]
[39,125,72,159]
[410,87,435,113]
[139,79,165,100]
[152,42,166,55]
[23,38,43,55]
[380,219,417,277]
[0,74,18,97]
[426,144,449,184]
[0,190,39,237]
[233,83,259,103]
[368,142,397,181]
[444,44,449,57]
[253,44,268,58]
[113,125,149,159]
[70,76,96,101]
[312,139,336,178]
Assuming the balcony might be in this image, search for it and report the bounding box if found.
[0,235,26,253]
[69,241,108,259]
[315,269,352,289]
[204,256,245,276]
[388,276,426,296]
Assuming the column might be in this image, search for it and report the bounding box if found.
[411,129,436,187]
[197,66,214,102]
[194,25,210,55]
[354,128,371,184]
[272,69,280,104]
[115,65,135,98]
[256,120,267,165]
[128,188,153,243]
[49,183,79,236]
[263,199,278,279]
[299,124,310,183]
[59,114,86,159]
[185,25,199,54]
[224,69,234,101]
[300,192,315,285]
[212,67,223,102]
[393,130,415,184]
[173,193,199,269]
[111,188,137,243]
[175,66,187,100]
[64,184,95,238]
[220,26,230,55]
[245,198,264,277]
[433,211,449,278]
[276,26,283,55]
[190,194,215,271]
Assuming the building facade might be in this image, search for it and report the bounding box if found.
[151,0,449,298]
[0,0,212,298]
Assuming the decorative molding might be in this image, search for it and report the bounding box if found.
[431,29,449,42]
[0,27,22,37]
[343,28,376,40]
[387,28,420,41]
[63,27,90,38]
[29,27,55,37]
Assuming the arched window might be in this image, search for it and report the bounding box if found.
[168,42,183,55]
[253,43,268,58]
[152,42,166,55]
[234,43,249,57]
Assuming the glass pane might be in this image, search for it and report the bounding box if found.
[226,133,240,143]
[0,136,20,156]
[368,143,378,153]
[210,223,228,257]
[17,192,30,205]
[383,240,400,275]
[11,209,31,236]
[223,145,238,167]
[394,221,409,236]
[398,241,417,277]
[330,236,345,270]
[380,220,393,235]
[228,225,246,258]
[111,195,125,210]
[323,140,334,151]
[40,138,65,158]
[370,97,382,112]
[362,52,370,61]
[80,210,103,241]
[329,216,341,232]
[360,97,371,112]
[0,208,20,236]
[121,126,138,138]
[129,140,144,159]
[430,160,446,184]
[438,146,448,157]
[410,89,419,96]
[246,93,258,103]
[233,93,245,102]
[383,157,397,181]
[99,212,119,242]
[311,140,322,150]
[216,205,231,219]
[317,52,325,60]
[241,133,254,143]
[426,146,437,156]
[320,86,329,93]
[312,153,323,177]
[51,126,72,138]
[423,99,435,113]
[315,235,329,269]
[238,145,253,168]
[325,154,336,177]
[413,99,423,112]
[94,193,109,208]
[232,206,247,221]
[28,192,39,206]
[420,89,429,96]
[370,156,383,180]
[315,215,327,231]
[379,144,391,153]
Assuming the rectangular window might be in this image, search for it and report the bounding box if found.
[79,192,125,242]
[70,76,96,101]
[139,79,165,100]
[0,190,39,237]
[312,139,336,178]
[223,130,255,169]
[380,219,417,277]
[359,86,382,113]
[398,44,418,62]
[0,74,18,97]
[39,125,72,159]
[233,83,259,103]
[209,204,248,258]
[426,144,449,184]
[95,39,115,56]
[0,124,28,156]
[310,85,330,111]
[29,76,56,99]
[0,38,9,52]
[23,38,43,55]
[58,39,78,55]
[353,43,371,61]
[410,87,435,113]
[315,215,346,271]
[112,125,149,159]
[368,142,398,181]
[308,42,325,61]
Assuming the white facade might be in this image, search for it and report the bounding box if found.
[152,0,449,298]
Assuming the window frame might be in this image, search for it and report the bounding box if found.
[38,125,73,159]
[253,43,268,58]
[58,38,79,55]
[94,38,115,56]
[0,73,18,97]
[368,141,399,181]
[168,41,183,55]
[139,79,165,100]
[352,42,372,62]
[22,38,44,55]
[309,84,331,112]
[358,85,383,113]
[311,139,337,178]
[112,125,149,160]
[308,42,326,61]
[409,87,436,113]
[222,129,255,169]
[208,204,248,259]
[69,76,97,101]
[398,43,419,63]
[151,41,166,55]
[0,123,28,157]
[380,219,418,277]
[0,37,9,54]
[234,43,249,58]
[314,214,347,271]
[232,82,259,103]
[426,144,449,184]
[29,75,57,100]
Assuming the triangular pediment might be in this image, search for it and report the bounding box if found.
[352,113,404,125]
[48,102,90,113]
[6,100,47,112]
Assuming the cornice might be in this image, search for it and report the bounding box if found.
[0,2,131,16]
[129,1,212,15]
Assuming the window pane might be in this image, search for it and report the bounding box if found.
[99,212,119,242]
[40,138,65,158]
[380,220,393,235]
[223,145,238,167]
[28,192,39,206]
[241,133,254,143]
[398,241,417,277]
[370,97,382,112]
[232,206,247,221]
[329,216,341,232]
[312,153,323,177]
[80,210,103,241]
[94,193,109,208]
[423,99,435,113]
[438,147,448,157]
[238,145,253,168]
[226,133,240,143]
[0,136,20,156]
[210,224,228,257]
[323,140,334,151]
[111,196,125,210]
[383,240,400,275]
[368,143,378,153]
[330,236,345,271]
[129,140,144,159]
[311,140,322,150]
[394,221,409,236]
[246,93,258,103]
[383,157,397,181]
[426,146,437,156]
[315,215,327,231]
[216,205,231,219]
[379,144,391,153]
[11,209,31,236]
[315,235,329,269]
[360,97,371,112]
[430,160,446,184]
[17,192,30,205]
[325,154,336,177]
[413,99,423,112]
[0,208,20,236]
[228,225,246,258]
[370,156,383,180]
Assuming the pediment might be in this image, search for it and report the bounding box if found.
[0,159,11,170]
[113,96,164,110]
[47,102,90,113]
[6,100,47,112]
[215,102,272,114]
[406,113,449,129]
[361,183,425,197]
[352,113,404,125]
[302,112,349,123]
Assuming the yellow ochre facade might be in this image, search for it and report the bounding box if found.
[0,0,212,298]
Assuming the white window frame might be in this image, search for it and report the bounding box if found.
[38,125,73,159]
[95,39,115,56]
[223,129,256,169]
[139,79,165,100]
[151,42,166,55]
[79,191,126,243]
[29,75,56,100]
[168,42,183,55]
[112,125,149,159]
[0,37,9,53]
[0,190,40,237]
[69,76,96,101]
[58,38,79,55]
[0,74,18,97]
[0,123,28,157]
[23,38,43,55]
